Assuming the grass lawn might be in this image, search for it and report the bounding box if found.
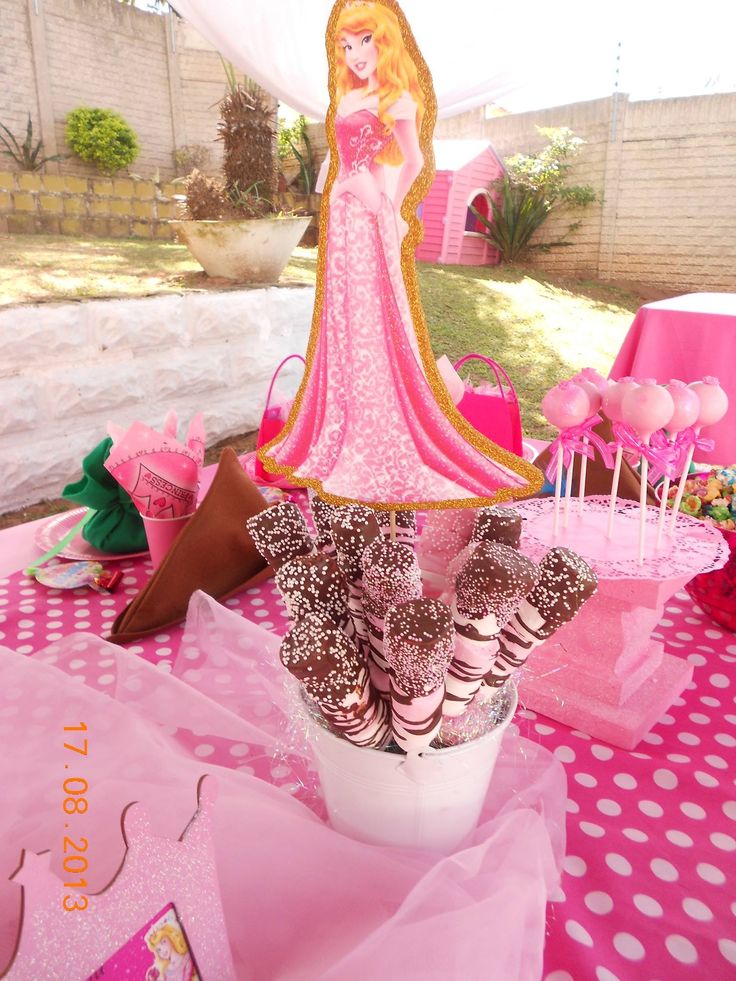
[0,232,669,523]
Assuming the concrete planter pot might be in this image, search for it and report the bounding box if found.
[171,215,311,284]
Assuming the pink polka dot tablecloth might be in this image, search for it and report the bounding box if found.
[1,527,735,980]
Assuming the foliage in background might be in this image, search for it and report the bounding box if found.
[0,115,65,172]
[472,126,598,262]
[65,107,139,176]
[181,64,279,220]
[173,143,212,176]
[278,114,317,194]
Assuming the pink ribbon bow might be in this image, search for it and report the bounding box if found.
[545,414,614,483]
[611,423,680,483]
[674,427,716,462]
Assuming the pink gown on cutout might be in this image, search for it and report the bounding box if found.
[261,108,539,507]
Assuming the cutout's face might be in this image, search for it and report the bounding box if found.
[155,938,173,959]
[340,30,378,81]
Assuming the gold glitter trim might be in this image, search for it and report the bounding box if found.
[258,0,543,511]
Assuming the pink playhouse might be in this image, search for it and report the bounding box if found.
[416,140,504,266]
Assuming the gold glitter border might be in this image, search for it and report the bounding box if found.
[258,0,543,511]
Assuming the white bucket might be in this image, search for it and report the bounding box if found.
[308,687,517,852]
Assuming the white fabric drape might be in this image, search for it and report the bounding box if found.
[168,0,621,119]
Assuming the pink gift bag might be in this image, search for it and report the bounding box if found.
[454,354,524,456]
[254,354,306,483]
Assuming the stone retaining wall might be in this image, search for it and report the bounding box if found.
[0,288,313,512]
[0,170,178,239]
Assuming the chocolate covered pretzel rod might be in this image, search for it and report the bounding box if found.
[482,547,597,691]
[329,505,381,651]
[246,502,315,571]
[280,614,390,748]
[385,598,455,753]
[443,542,538,717]
[309,493,338,555]
[275,553,349,628]
[361,538,422,697]
[376,509,417,548]
[442,506,524,601]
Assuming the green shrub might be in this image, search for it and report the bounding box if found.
[65,107,139,175]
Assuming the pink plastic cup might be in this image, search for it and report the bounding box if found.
[142,513,192,568]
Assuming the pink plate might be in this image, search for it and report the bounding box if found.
[35,508,150,562]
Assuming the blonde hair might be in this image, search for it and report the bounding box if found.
[147,923,190,971]
[335,1,424,165]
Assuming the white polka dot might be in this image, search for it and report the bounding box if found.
[554,745,576,763]
[535,723,555,735]
[639,800,664,818]
[658,713,676,725]
[683,897,713,922]
[606,853,632,876]
[697,862,725,885]
[678,731,700,745]
[641,730,663,745]
[666,829,694,847]
[688,712,710,725]
[595,968,620,981]
[566,798,580,814]
[695,770,719,788]
[544,973,573,981]
[622,828,648,843]
[701,695,721,708]
[651,858,678,882]
[705,754,728,770]
[681,801,707,820]
[597,799,622,817]
[716,732,736,748]
[230,743,250,757]
[613,773,637,790]
[711,832,736,852]
[193,744,215,758]
[565,920,593,947]
[591,744,614,761]
[724,801,736,821]
[710,673,730,688]
[719,939,736,966]
[97,674,115,686]
[613,933,645,961]
[563,855,587,876]
[633,893,662,917]
[580,821,605,838]
[585,891,613,915]
[571,729,591,740]
[667,753,690,764]
[665,934,698,965]
[68,658,86,670]
[654,768,678,790]
[574,772,597,787]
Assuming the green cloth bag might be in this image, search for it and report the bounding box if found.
[62,437,148,554]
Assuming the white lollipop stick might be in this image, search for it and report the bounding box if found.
[655,473,671,549]
[667,439,696,536]
[578,435,589,514]
[553,445,564,537]
[638,454,649,565]
[606,445,623,539]
[563,452,575,529]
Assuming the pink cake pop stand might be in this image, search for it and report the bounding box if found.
[511,496,727,749]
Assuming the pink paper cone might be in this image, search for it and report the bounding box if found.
[142,513,192,569]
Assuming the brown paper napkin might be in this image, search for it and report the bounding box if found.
[108,447,273,644]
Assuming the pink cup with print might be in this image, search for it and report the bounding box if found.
[142,513,192,568]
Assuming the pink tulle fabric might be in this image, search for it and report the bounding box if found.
[0,592,564,980]
[264,110,531,506]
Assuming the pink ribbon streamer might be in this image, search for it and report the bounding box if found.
[674,427,716,463]
[545,414,614,483]
[610,423,680,483]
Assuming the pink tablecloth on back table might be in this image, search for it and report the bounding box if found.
[610,292,736,465]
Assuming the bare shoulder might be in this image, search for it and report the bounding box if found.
[390,91,418,121]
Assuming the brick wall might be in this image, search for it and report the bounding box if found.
[2,0,228,181]
[0,170,178,238]
[433,93,736,292]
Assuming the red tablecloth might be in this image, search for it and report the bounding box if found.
[1,502,735,979]
[610,292,736,466]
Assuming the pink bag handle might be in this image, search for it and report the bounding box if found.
[264,354,306,413]
[453,354,517,401]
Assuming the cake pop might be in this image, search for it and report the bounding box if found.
[602,377,639,538]
[572,368,607,513]
[541,381,591,536]
[654,380,700,548]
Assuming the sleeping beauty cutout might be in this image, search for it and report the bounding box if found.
[258,0,542,509]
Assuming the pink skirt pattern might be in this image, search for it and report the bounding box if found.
[262,192,539,507]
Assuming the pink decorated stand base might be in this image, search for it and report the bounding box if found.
[513,497,727,749]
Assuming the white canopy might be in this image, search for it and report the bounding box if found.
[169,1,736,119]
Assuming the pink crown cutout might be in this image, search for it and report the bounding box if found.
[4,775,236,980]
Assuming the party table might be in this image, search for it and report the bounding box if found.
[610,292,736,466]
[0,485,735,980]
